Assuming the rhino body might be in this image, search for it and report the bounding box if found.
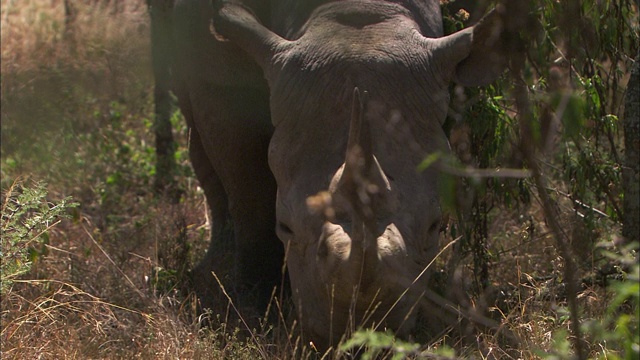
[172,0,509,349]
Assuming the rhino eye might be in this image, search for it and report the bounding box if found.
[428,219,440,234]
[277,221,294,236]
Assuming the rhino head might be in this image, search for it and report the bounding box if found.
[214,0,508,349]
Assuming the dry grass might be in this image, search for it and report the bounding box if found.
[1,1,636,359]
[1,0,148,73]
[1,1,220,358]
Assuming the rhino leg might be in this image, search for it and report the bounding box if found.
[187,114,232,246]
[182,84,283,312]
[174,86,232,312]
[205,87,283,309]
[189,127,236,311]
[171,0,281,316]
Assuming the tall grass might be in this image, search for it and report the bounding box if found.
[1,1,211,358]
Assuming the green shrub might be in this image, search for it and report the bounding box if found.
[0,179,78,294]
[340,328,456,359]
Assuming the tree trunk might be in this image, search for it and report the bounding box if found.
[148,0,177,196]
[623,51,639,242]
[63,0,77,40]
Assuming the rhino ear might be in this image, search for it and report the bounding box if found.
[452,9,509,87]
[429,9,510,87]
[213,2,291,74]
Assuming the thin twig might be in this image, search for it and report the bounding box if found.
[81,222,147,300]
[209,271,268,360]
[439,164,532,179]
[373,236,460,332]
[553,188,610,218]
[573,139,623,220]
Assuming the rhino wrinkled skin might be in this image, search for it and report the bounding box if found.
[172,0,509,349]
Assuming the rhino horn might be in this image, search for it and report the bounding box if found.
[340,88,391,240]
[345,87,373,179]
[333,88,381,285]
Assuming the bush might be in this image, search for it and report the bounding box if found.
[1,179,78,295]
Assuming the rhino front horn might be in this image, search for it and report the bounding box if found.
[341,88,375,232]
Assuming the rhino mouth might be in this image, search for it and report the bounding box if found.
[302,286,421,351]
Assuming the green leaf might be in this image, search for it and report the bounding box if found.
[561,94,587,139]
[417,152,442,172]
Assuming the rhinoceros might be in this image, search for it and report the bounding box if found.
[172,0,512,349]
